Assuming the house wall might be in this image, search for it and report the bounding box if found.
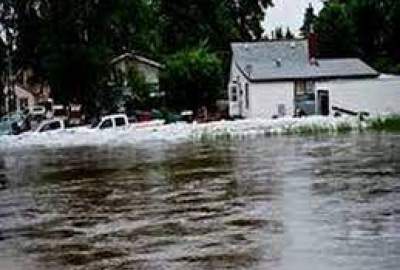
[228,63,251,117]
[249,81,294,119]
[228,62,295,119]
[134,61,160,85]
[316,76,400,116]
[3,85,35,112]
[114,59,160,86]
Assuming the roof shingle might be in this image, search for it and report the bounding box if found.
[232,40,379,82]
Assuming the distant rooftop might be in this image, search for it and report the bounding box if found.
[232,40,379,82]
[111,51,163,69]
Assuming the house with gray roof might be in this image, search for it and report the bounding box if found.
[228,38,400,118]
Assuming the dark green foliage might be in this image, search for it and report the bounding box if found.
[315,0,400,74]
[5,0,160,114]
[300,3,317,37]
[125,68,153,109]
[160,1,238,53]
[368,115,400,132]
[226,0,274,41]
[274,27,284,40]
[315,2,357,58]
[285,27,295,40]
[1,0,272,114]
[162,47,223,112]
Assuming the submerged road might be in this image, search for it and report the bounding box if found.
[0,133,399,269]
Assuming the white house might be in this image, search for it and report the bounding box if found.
[228,38,400,119]
[110,51,163,95]
[2,69,52,114]
[3,85,35,113]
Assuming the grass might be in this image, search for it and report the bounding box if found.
[193,115,400,142]
[367,115,400,132]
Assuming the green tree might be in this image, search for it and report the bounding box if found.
[300,3,317,37]
[13,0,160,115]
[227,0,274,40]
[314,0,400,73]
[0,40,5,114]
[348,0,385,60]
[162,47,223,112]
[160,1,238,53]
[161,0,274,53]
[315,1,357,58]
[274,27,284,40]
[285,27,295,39]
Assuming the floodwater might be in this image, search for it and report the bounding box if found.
[0,133,400,270]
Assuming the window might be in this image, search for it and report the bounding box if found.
[231,86,238,102]
[19,98,29,110]
[295,81,306,96]
[294,81,316,116]
[305,81,315,93]
[40,121,61,132]
[100,119,113,129]
[245,83,250,109]
[115,117,126,127]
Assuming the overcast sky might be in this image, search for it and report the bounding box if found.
[263,0,324,36]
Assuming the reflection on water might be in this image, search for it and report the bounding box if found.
[0,134,400,269]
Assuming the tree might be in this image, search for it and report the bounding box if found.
[227,0,274,40]
[274,27,284,40]
[161,0,274,53]
[0,0,18,113]
[315,2,357,58]
[12,0,160,115]
[349,0,386,60]
[160,0,238,53]
[162,47,223,112]
[0,40,5,114]
[285,27,295,39]
[314,0,400,73]
[300,3,317,37]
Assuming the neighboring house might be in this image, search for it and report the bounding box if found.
[2,69,51,113]
[3,85,35,112]
[110,51,163,98]
[228,37,400,119]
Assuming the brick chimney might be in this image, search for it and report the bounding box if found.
[308,25,318,62]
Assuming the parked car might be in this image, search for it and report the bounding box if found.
[90,114,164,131]
[91,114,129,130]
[0,113,28,135]
[0,122,13,136]
[35,119,66,133]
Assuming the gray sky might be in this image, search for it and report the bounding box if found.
[263,0,324,36]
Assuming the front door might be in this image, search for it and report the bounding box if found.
[317,90,330,116]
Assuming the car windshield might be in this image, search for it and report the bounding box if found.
[39,121,61,132]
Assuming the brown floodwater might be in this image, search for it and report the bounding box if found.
[0,133,400,270]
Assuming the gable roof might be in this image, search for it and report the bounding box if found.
[232,40,379,82]
[110,51,163,69]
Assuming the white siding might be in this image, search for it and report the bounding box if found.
[317,77,400,116]
[135,61,159,85]
[249,82,294,119]
[3,85,35,112]
[228,63,252,117]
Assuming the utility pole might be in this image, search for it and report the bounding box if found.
[5,0,16,113]
[6,38,16,113]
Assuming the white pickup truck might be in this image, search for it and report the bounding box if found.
[91,114,129,130]
[35,119,66,133]
[32,114,164,134]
